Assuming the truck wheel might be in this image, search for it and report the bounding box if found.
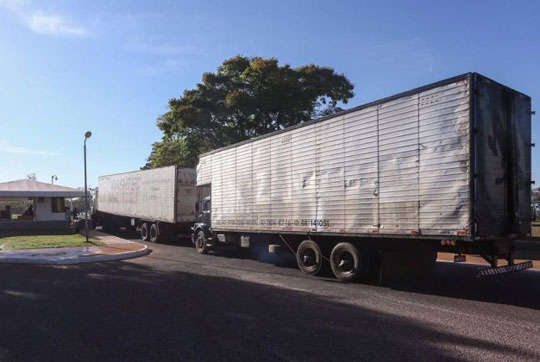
[140,223,150,241]
[330,242,362,282]
[195,230,209,254]
[296,240,323,276]
[150,223,159,243]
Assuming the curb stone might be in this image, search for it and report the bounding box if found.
[0,244,149,265]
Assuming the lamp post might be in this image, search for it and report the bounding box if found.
[84,131,92,243]
[51,175,57,184]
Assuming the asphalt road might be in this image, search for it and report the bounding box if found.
[1,234,540,362]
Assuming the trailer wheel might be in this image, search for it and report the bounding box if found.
[330,242,362,282]
[140,223,150,242]
[296,240,323,276]
[195,230,209,254]
[149,223,159,243]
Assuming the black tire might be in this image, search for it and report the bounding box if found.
[195,230,209,254]
[140,223,150,241]
[330,242,362,282]
[150,223,159,243]
[296,240,323,276]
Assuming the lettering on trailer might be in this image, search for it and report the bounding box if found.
[103,177,170,204]
[213,218,330,227]
[109,176,141,193]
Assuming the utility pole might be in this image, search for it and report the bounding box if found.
[84,131,92,243]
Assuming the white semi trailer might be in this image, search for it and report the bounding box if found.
[192,73,533,281]
[94,166,197,242]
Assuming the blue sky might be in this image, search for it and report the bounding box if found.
[0,0,538,188]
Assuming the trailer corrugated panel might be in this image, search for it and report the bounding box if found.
[98,166,197,223]
[98,166,177,223]
[196,73,531,239]
[236,143,253,229]
[197,157,212,185]
[211,152,223,227]
[419,79,470,235]
[221,148,236,230]
[378,92,420,234]
[343,106,378,233]
[291,124,317,232]
[253,138,271,229]
[176,168,198,222]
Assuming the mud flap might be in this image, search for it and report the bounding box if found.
[476,261,533,278]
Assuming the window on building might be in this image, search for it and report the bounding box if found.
[51,198,65,213]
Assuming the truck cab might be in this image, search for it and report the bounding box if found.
[192,195,211,243]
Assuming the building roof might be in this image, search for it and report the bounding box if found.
[0,180,86,198]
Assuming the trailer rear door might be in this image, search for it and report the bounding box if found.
[474,74,532,237]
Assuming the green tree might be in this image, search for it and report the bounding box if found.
[145,56,354,168]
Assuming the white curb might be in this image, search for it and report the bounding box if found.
[0,244,149,265]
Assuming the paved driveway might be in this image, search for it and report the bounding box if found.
[0,235,539,362]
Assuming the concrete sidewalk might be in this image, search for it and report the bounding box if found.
[0,230,148,265]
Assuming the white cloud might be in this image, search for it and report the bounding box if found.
[124,40,204,56]
[124,40,205,75]
[136,58,192,76]
[360,38,437,73]
[0,141,58,156]
[23,11,88,37]
[0,1,88,37]
[0,0,28,12]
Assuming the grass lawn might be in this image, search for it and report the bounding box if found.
[0,233,101,250]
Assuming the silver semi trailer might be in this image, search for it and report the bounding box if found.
[193,73,533,281]
[94,166,197,242]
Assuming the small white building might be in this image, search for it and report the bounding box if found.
[0,179,86,230]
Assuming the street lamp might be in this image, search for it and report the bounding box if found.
[84,131,92,243]
[51,175,57,184]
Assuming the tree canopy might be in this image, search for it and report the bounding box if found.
[145,56,354,168]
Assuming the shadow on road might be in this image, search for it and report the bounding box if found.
[94,230,540,311]
[386,262,540,310]
[0,261,536,362]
